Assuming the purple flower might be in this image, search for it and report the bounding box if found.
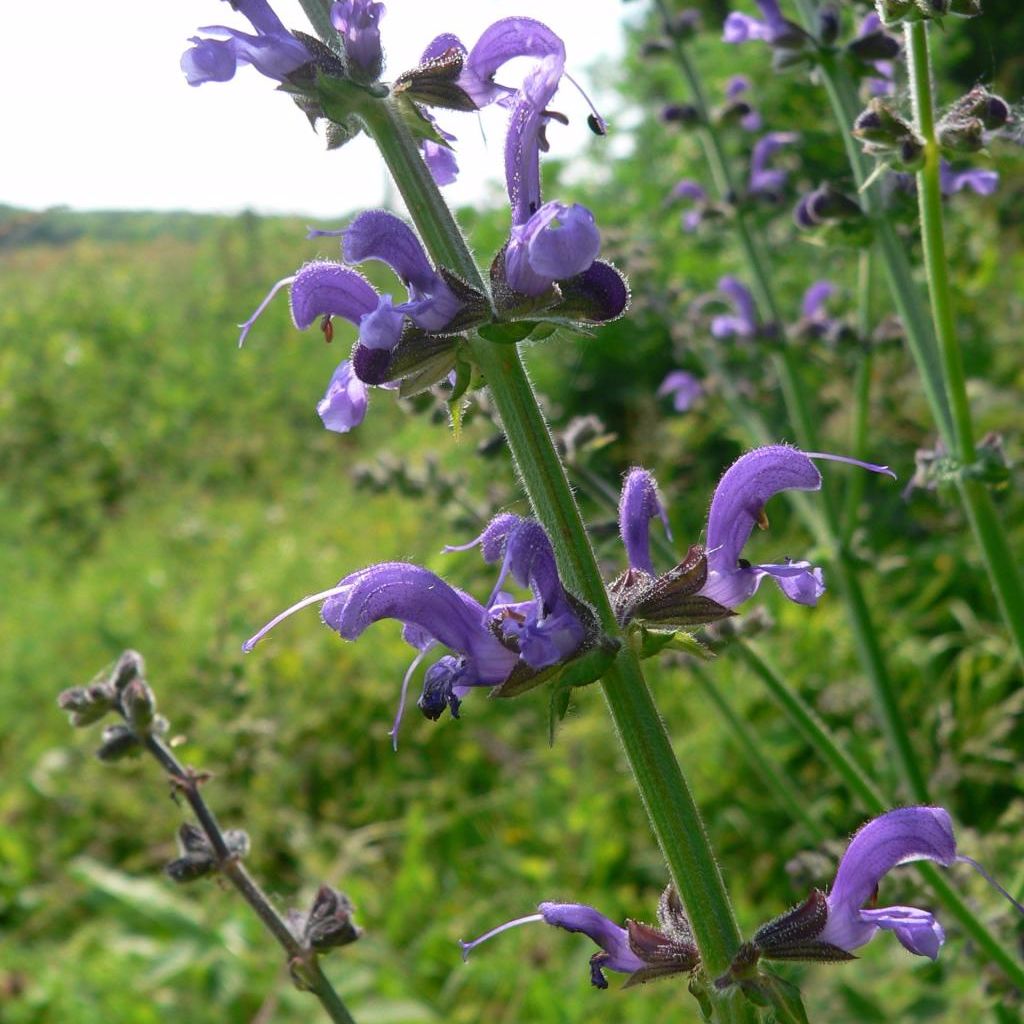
[749,131,800,199]
[748,807,1024,968]
[331,0,385,82]
[317,359,369,432]
[502,56,602,295]
[182,0,311,86]
[794,280,843,341]
[699,446,896,609]
[817,807,955,958]
[342,211,463,333]
[709,276,760,340]
[657,370,703,413]
[723,75,763,131]
[451,515,587,670]
[618,470,673,576]
[461,886,699,990]
[853,13,898,96]
[667,180,709,233]
[723,0,805,49]
[939,161,999,196]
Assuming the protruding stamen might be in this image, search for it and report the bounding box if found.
[242,586,346,652]
[237,275,296,348]
[389,646,432,751]
[956,856,1024,918]
[459,913,545,961]
[306,226,346,239]
[804,451,897,479]
[564,70,606,135]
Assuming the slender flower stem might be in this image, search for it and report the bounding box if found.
[902,21,1024,664]
[141,734,356,1024]
[842,251,874,541]
[345,71,753,1023]
[732,641,1024,992]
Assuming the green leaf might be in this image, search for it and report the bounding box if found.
[635,627,712,661]
[476,321,541,344]
[739,971,809,1024]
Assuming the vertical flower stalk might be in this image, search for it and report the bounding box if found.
[902,19,1024,663]
[293,3,753,1015]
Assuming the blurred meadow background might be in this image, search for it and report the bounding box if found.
[3,1,1024,1022]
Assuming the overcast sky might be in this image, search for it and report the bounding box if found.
[2,1,629,219]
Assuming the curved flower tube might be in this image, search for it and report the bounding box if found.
[709,276,759,340]
[749,131,800,199]
[331,0,385,82]
[657,370,703,413]
[618,469,672,576]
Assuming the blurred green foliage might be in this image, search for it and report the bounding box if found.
[2,2,1023,1022]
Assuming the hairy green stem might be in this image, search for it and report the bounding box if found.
[732,642,1024,991]
[842,251,874,541]
[350,78,751,1021]
[902,21,1024,663]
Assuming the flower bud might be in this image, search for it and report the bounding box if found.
[660,103,702,127]
[853,98,914,145]
[664,9,701,40]
[640,38,671,58]
[58,683,116,727]
[122,678,157,732]
[817,5,840,45]
[303,885,362,950]
[109,650,145,693]
[96,724,141,762]
[950,86,1009,130]
[847,31,902,62]
[875,0,922,24]
[938,116,985,153]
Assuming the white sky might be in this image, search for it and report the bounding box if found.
[1,1,628,219]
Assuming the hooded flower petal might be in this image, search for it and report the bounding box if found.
[343,211,463,331]
[939,162,999,196]
[182,0,310,85]
[462,17,565,108]
[289,261,381,330]
[700,446,894,609]
[710,276,759,339]
[618,469,672,576]
[818,807,956,957]
[723,0,804,48]
[317,359,369,433]
[749,131,799,198]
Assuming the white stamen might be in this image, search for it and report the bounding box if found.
[459,913,545,961]
[241,586,345,653]
[237,275,296,348]
[804,450,897,480]
[389,645,434,751]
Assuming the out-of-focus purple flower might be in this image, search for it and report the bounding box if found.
[939,161,999,196]
[182,0,311,86]
[749,131,800,199]
[667,180,709,233]
[699,446,895,609]
[331,0,385,82]
[709,276,760,340]
[657,370,703,413]
[461,886,699,989]
[618,470,673,576]
[723,0,805,48]
[794,281,844,341]
[455,515,587,670]
[852,13,899,96]
[317,359,369,432]
[723,75,763,131]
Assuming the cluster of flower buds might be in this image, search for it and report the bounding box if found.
[794,182,870,245]
[875,0,982,27]
[853,97,925,169]
[165,822,252,883]
[57,650,168,760]
[288,885,362,952]
[937,85,1011,154]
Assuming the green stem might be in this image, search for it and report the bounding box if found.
[352,80,752,1022]
[842,252,874,541]
[902,21,1024,664]
[732,641,1024,992]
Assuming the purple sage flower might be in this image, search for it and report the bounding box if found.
[699,446,896,609]
[657,370,704,413]
[182,0,311,86]
[667,180,709,233]
[461,885,699,990]
[331,0,385,82]
[939,161,999,196]
[317,359,369,432]
[749,131,800,200]
[723,0,805,49]
[854,13,898,96]
[723,75,763,131]
[749,806,1024,968]
[709,276,760,340]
